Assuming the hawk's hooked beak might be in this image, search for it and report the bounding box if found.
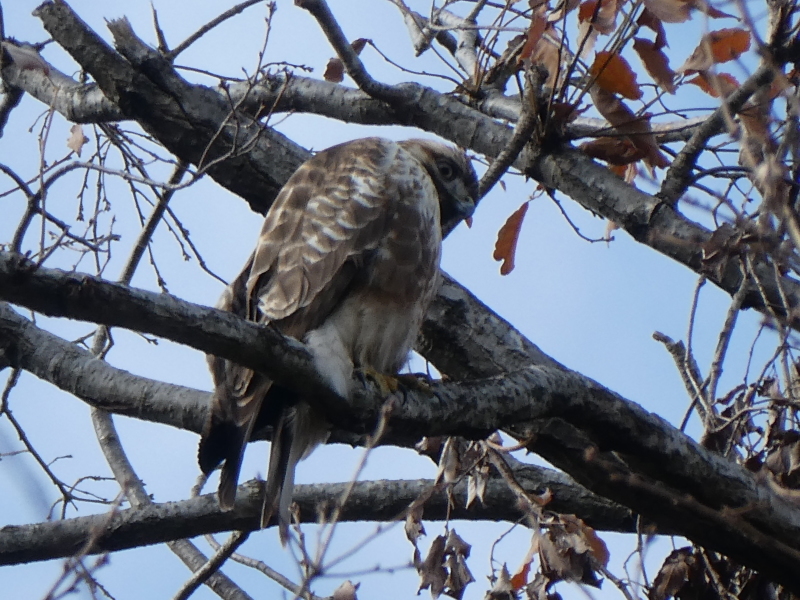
[455,195,476,220]
[441,192,476,235]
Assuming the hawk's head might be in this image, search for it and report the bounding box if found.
[399,139,478,231]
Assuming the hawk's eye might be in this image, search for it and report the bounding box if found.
[437,159,458,182]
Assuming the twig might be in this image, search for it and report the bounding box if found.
[118,162,187,285]
[166,0,265,61]
[704,264,750,404]
[173,531,250,600]
[652,331,707,432]
[477,69,539,199]
[657,64,777,205]
[80,142,252,599]
[296,0,402,102]
[206,534,326,600]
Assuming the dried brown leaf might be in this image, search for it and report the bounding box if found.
[547,0,581,22]
[530,29,564,89]
[550,101,585,124]
[637,8,668,49]
[643,0,733,23]
[589,51,642,100]
[572,516,610,567]
[405,502,426,544]
[416,436,445,457]
[678,28,751,72]
[685,71,740,96]
[643,0,693,23]
[538,516,604,587]
[604,220,620,242]
[332,580,360,600]
[765,431,800,488]
[590,87,668,168]
[633,37,676,93]
[518,11,547,66]
[580,137,648,165]
[510,561,531,591]
[486,564,515,599]
[436,437,460,484]
[651,547,697,600]
[445,553,475,599]
[323,58,345,82]
[66,124,90,157]
[323,38,370,82]
[578,0,618,34]
[350,38,369,54]
[538,530,575,581]
[576,22,599,59]
[466,463,489,508]
[446,529,471,558]
[418,535,448,598]
[493,202,529,275]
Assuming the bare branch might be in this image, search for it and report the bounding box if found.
[166,0,265,60]
[0,471,632,567]
[296,0,403,102]
[657,64,777,205]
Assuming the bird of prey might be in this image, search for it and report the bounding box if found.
[198,137,477,540]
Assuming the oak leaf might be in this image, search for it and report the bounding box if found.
[530,29,564,89]
[589,51,642,100]
[493,202,529,275]
[417,536,447,598]
[678,28,751,73]
[580,137,648,165]
[633,37,676,93]
[590,87,669,168]
[323,38,370,82]
[651,547,697,600]
[518,11,547,66]
[578,0,618,34]
[509,561,530,590]
[686,71,739,97]
[637,8,668,49]
[644,0,734,23]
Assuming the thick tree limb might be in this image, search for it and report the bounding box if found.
[0,471,632,567]
[0,272,564,441]
[0,301,208,433]
[5,254,800,592]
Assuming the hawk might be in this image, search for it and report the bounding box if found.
[198,137,477,539]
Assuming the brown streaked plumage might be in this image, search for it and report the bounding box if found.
[198,137,477,541]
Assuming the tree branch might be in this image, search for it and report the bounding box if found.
[657,63,778,205]
[0,471,633,567]
[5,255,800,591]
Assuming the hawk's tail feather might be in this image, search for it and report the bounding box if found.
[262,404,330,544]
[262,410,295,543]
[218,440,246,510]
[198,408,248,510]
